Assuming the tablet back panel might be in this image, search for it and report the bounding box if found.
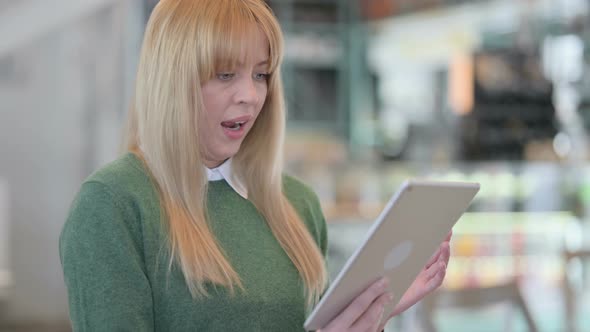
[304,180,480,330]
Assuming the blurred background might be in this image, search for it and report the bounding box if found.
[1,0,590,331]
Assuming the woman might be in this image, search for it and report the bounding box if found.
[59,0,451,331]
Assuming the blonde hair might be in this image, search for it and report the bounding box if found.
[123,0,327,305]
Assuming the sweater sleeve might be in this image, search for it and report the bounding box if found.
[59,181,154,332]
[312,195,328,258]
[283,174,329,258]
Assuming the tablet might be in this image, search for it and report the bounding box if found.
[304,179,480,331]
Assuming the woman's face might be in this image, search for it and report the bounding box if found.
[199,29,270,168]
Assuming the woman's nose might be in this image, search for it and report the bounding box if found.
[234,78,260,105]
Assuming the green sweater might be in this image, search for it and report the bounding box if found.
[59,153,328,331]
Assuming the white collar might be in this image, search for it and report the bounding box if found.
[205,158,248,199]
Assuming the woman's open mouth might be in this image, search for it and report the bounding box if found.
[221,120,246,131]
[220,115,251,140]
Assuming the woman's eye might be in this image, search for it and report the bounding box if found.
[254,73,270,81]
[217,73,234,81]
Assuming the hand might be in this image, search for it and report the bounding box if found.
[379,231,452,329]
[318,277,394,332]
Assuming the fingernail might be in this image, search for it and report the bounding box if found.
[379,277,389,288]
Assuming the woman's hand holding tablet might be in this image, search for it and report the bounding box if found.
[306,180,479,331]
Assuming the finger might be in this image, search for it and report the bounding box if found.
[425,245,442,269]
[429,260,447,282]
[445,229,453,242]
[335,278,390,328]
[350,292,392,332]
[423,254,448,293]
[424,260,445,280]
[439,242,451,265]
[427,237,452,269]
[367,306,385,332]
[424,263,447,291]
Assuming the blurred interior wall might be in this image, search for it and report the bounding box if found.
[0,0,143,324]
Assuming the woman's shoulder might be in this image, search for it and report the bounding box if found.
[69,153,157,218]
[282,174,323,211]
[282,174,324,221]
[60,154,156,285]
[85,153,152,192]
[282,174,316,199]
[282,174,328,253]
[61,153,157,244]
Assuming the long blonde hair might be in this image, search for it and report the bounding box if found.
[122,0,327,305]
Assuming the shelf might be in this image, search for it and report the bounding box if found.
[287,23,342,35]
[283,33,342,68]
[268,0,343,25]
[450,254,565,260]
[283,55,341,69]
[445,257,565,289]
[473,104,555,122]
[453,211,576,233]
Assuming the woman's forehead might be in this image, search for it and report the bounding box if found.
[239,29,269,62]
[215,27,270,67]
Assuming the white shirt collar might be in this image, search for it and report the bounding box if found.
[205,158,248,199]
